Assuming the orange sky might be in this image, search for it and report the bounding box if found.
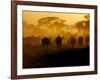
[23,11,88,26]
[22,11,89,38]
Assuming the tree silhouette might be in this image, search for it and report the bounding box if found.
[37,17,66,29]
[84,15,89,20]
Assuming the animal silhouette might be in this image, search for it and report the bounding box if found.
[85,35,89,45]
[70,37,76,47]
[41,37,51,48]
[78,36,83,47]
[55,36,64,48]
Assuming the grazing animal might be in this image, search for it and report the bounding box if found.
[78,36,83,47]
[55,36,64,48]
[85,35,89,45]
[70,37,76,47]
[41,37,51,47]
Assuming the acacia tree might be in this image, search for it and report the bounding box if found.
[37,17,66,28]
[37,17,67,36]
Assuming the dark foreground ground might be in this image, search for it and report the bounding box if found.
[23,46,89,68]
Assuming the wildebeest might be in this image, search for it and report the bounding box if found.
[85,35,89,45]
[55,36,64,48]
[78,36,83,47]
[70,37,76,47]
[41,37,51,47]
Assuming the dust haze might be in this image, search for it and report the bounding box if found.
[22,11,90,68]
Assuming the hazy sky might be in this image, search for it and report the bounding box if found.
[23,11,87,26]
[22,11,89,38]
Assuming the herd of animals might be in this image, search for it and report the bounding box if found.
[41,35,89,48]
